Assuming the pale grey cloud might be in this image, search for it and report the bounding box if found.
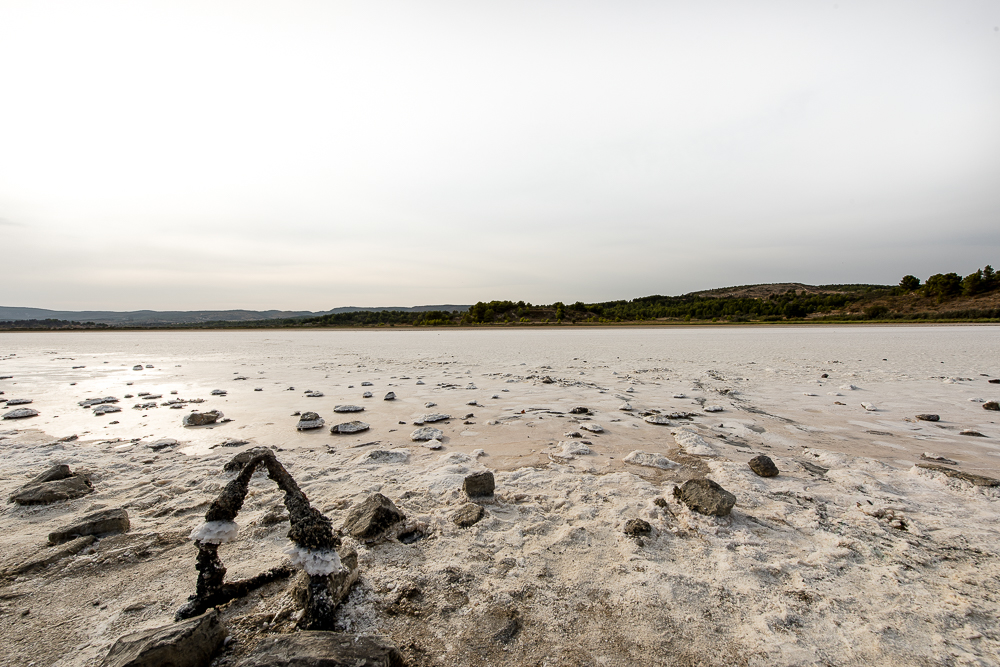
[1,1,998,310]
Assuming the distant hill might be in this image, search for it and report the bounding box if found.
[0,304,471,325]
[687,283,890,299]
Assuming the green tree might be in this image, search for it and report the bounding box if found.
[899,275,920,291]
[924,273,962,299]
[962,270,984,296]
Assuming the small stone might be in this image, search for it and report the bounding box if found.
[861,402,877,412]
[362,391,373,398]
[100,609,226,667]
[210,389,227,396]
[384,392,396,401]
[422,438,444,450]
[704,405,724,413]
[48,508,129,545]
[452,502,485,527]
[183,410,223,427]
[333,404,364,413]
[624,518,652,537]
[361,382,373,386]
[672,478,736,516]
[984,401,999,411]
[78,397,118,408]
[341,493,405,540]
[463,470,495,498]
[748,454,779,477]
[622,451,676,469]
[410,426,443,441]
[580,423,603,433]
[916,414,940,422]
[330,420,369,434]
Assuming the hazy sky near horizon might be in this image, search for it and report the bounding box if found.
[2,1,999,311]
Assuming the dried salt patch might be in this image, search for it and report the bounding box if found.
[623,450,677,469]
[552,441,592,460]
[580,423,603,433]
[644,414,672,425]
[358,448,410,464]
[673,429,717,456]
[411,426,444,441]
[190,520,239,544]
[861,402,878,412]
[704,405,724,413]
[471,448,485,457]
[284,544,343,576]
[839,384,858,390]
[423,439,444,450]
[439,452,471,464]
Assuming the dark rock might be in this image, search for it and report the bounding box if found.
[210,389,227,396]
[183,410,223,426]
[915,463,1000,487]
[5,398,32,405]
[960,430,987,437]
[383,392,396,401]
[463,471,495,498]
[9,473,93,505]
[223,447,273,472]
[100,609,225,667]
[410,426,443,441]
[28,464,73,485]
[398,529,424,544]
[78,397,118,408]
[920,453,958,465]
[236,631,403,667]
[331,420,369,434]
[989,378,1000,384]
[146,438,178,451]
[672,478,736,516]
[452,502,485,527]
[569,407,590,414]
[653,497,668,508]
[624,518,652,536]
[748,454,779,477]
[341,493,405,540]
[984,401,999,411]
[3,407,39,419]
[821,373,829,378]
[49,508,130,544]
[916,414,940,422]
[220,439,249,447]
[296,412,325,430]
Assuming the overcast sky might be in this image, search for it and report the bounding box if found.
[2,1,999,311]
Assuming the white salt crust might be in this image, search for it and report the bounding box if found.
[284,544,344,576]
[189,520,239,544]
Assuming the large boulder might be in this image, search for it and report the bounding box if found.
[236,632,403,667]
[8,465,93,505]
[341,494,405,541]
[673,478,736,516]
[49,508,130,545]
[183,410,223,427]
[100,609,225,667]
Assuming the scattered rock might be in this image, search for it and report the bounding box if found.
[220,439,249,448]
[644,414,672,425]
[622,451,677,469]
[342,493,406,540]
[210,389,227,396]
[580,423,603,433]
[989,378,1000,384]
[384,392,396,401]
[984,401,999,411]
[569,407,590,414]
[100,609,226,667]
[362,391,373,398]
[48,508,130,545]
[624,518,652,537]
[410,427,443,441]
[921,453,958,465]
[8,465,93,505]
[305,391,324,398]
[463,470,495,498]
[415,413,450,424]
[331,420,369,434]
[673,429,717,456]
[334,405,364,413]
[296,412,326,430]
[359,449,410,464]
[95,405,123,415]
[147,438,179,451]
[704,405,724,413]
[840,384,859,390]
[551,441,591,460]
[424,402,436,408]
[618,402,633,411]
[916,414,940,422]
[183,410,223,427]
[748,454,779,477]
[132,365,143,371]
[236,632,403,667]
[861,402,878,412]
[3,407,39,419]
[361,382,373,386]
[78,397,118,408]
[672,478,736,516]
[452,502,485,527]
[422,439,444,450]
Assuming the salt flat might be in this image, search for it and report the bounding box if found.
[0,327,998,666]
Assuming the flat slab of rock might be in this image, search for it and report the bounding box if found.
[236,631,403,667]
[673,478,736,516]
[3,407,39,419]
[623,451,677,469]
[915,463,1000,487]
[79,397,118,408]
[147,438,179,451]
[673,429,717,456]
[334,404,365,413]
[580,423,603,433]
[1,535,96,578]
[916,414,940,422]
[452,502,485,527]
[49,508,130,544]
[415,413,450,424]
[183,410,223,426]
[101,609,226,667]
[331,420,369,434]
[94,404,123,415]
[464,470,495,498]
[748,454,779,477]
[9,468,93,505]
[296,412,325,430]
[5,398,33,406]
[342,493,405,540]
[644,414,673,425]
[410,426,443,441]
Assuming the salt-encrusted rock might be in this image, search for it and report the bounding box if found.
[334,404,364,413]
[673,478,736,516]
[94,404,122,415]
[624,518,652,537]
[551,441,592,460]
[78,397,118,408]
[618,402,633,411]
[384,392,396,401]
[305,391,324,398]
[220,439,249,448]
[147,438,179,451]
[916,414,940,422]
[704,405,724,413]
[223,447,272,472]
[415,413,450,424]
[748,454,779,477]
[359,449,410,464]
[100,609,226,667]
[984,401,999,411]
[580,423,603,433]
[362,391,373,398]
[331,420,369,434]
[3,407,38,419]
[48,508,130,545]
[673,393,686,398]
[422,438,444,450]
[569,407,590,414]
[623,451,677,469]
[237,632,403,667]
[463,470,495,498]
[9,465,94,505]
[644,414,672,425]
[920,453,958,465]
[915,463,1000,487]
[452,502,485,527]
[183,410,223,426]
[673,429,716,456]
[342,493,405,540]
[861,402,878,411]
[289,544,359,611]
[296,412,325,430]
[410,426,443,441]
